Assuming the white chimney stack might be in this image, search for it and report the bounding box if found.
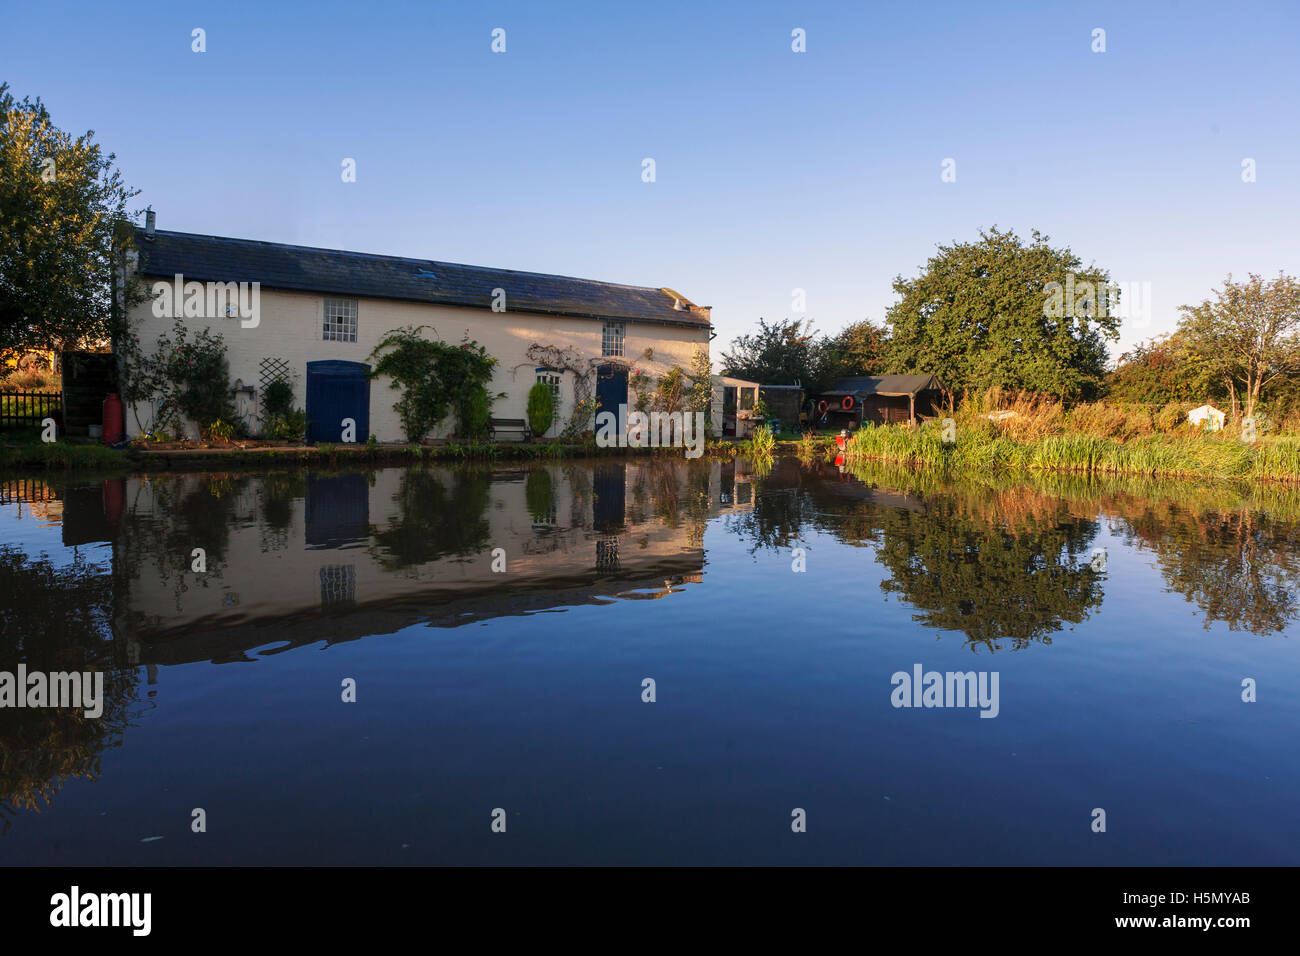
[145,208,156,239]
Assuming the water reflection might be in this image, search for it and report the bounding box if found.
[1117,504,1300,634]
[6,460,1299,660]
[725,457,1300,642]
[369,467,491,567]
[4,457,1300,836]
[0,546,138,832]
[102,461,746,659]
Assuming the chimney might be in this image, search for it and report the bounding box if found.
[144,208,156,240]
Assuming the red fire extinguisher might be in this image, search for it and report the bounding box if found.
[102,393,124,445]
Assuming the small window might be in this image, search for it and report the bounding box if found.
[323,298,358,342]
[602,321,625,357]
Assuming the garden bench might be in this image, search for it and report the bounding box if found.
[487,418,531,442]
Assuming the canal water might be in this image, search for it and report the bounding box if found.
[1,457,1297,864]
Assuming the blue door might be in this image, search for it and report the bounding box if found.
[595,363,627,419]
[306,361,370,444]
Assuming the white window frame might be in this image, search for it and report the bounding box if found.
[602,320,625,357]
[323,298,359,343]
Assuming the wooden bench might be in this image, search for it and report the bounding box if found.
[487,418,531,442]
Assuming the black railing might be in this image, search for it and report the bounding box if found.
[0,390,61,428]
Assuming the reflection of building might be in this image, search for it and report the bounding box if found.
[99,461,751,667]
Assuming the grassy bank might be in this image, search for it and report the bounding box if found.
[100,437,749,471]
[843,418,1300,482]
[0,440,129,471]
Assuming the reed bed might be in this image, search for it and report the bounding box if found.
[844,410,1300,483]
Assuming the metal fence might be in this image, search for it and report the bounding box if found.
[0,390,61,428]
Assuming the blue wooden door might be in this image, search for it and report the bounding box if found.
[595,363,627,419]
[306,361,370,443]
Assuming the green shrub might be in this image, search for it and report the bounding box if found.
[527,382,554,437]
[150,320,237,433]
[206,418,235,443]
[270,408,308,442]
[262,378,295,419]
[462,385,492,439]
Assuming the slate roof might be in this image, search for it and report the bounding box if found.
[134,229,711,328]
[823,374,944,397]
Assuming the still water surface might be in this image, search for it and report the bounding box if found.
[1,457,1297,864]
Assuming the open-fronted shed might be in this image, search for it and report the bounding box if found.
[817,374,945,426]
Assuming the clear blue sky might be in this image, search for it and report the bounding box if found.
[3,0,1297,359]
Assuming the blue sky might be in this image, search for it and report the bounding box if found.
[3,0,1297,359]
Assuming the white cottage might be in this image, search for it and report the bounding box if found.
[123,214,713,442]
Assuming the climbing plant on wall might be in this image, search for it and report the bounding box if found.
[520,343,713,437]
[521,344,605,439]
[369,326,498,442]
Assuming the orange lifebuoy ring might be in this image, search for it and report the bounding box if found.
[817,399,829,414]
[842,395,855,410]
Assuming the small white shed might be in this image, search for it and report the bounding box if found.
[711,375,762,438]
[1188,404,1226,431]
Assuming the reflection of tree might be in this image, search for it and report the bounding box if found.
[525,467,555,524]
[119,474,252,611]
[562,464,592,530]
[259,471,307,551]
[1117,506,1300,634]
[728,458,1105,648]
[0,548,138,832]
[875,500,1104,651]
[369,467,491,568]
[631,460,711,547]
[725,484,818,553]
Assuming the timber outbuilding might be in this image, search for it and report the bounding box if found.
[816,374,945,427]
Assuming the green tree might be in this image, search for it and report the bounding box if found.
[0,83,143,355]
[885,228,1118,404]
[1176,272,1300,421]
[823,319,890,381]
[686,347,714,432]
[1106,332,1210,405]
[720,317,831,390]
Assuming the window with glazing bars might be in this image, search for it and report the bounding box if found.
[602,321,625,357]
[323,298,359,342]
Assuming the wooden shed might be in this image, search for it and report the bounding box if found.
[817,374,945,427]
